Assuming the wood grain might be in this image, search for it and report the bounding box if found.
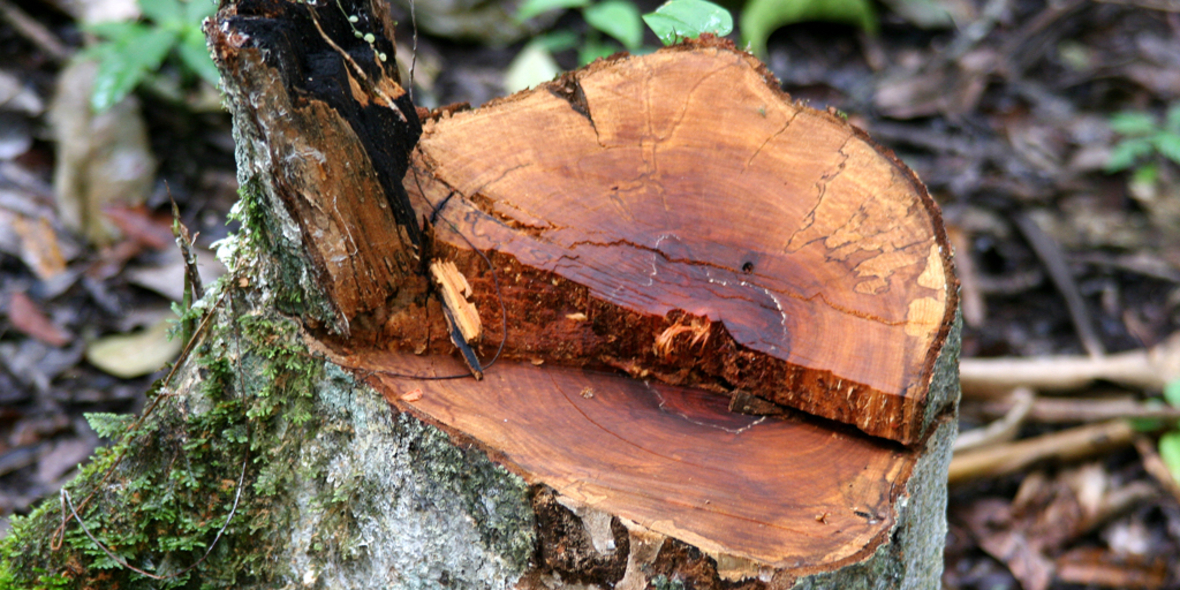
[329,346,914,572]
[398,39,958,444]
[211,0,424,334]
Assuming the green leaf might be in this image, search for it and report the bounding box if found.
[741,0,877,57]
[1104,138,1153,173]
[1131,398,1168,432]
[503,40,563,93]
[586,0,644,50]
[579,39,620,65]
[178,28,220,85]
[91,53,145,113]
[83,20,141,41]
[1161,431,1180,485]
[1131,162,1159,186]
[139,0,184,25]
[184,0,217,24]
[1109,111,1157,136]
[84,412,135,439]
[535,30,581,52]
[643,0,733,46]
[90,26,179,111]
[516,0,589,22]
[1153,133,1180,165]
[1165,379,1180,409]
[1165,104,1180,134]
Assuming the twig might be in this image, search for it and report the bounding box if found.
[949,419,1136,484]
[1069,251,1180,283]
[1013,211,1104,358]
[948,225,986,328]
[1134,437,1180,506]
[1093,0,1180,13]
[955,387,1035,452]
[52,287,230,549]
[0,0,70,62]
[409,0,418,101]
[971,395,1180,423]
[171,196,204,301]
[960,331,1180,397]
[307,3,407,121]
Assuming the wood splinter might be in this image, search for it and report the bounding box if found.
[429,259,483,379]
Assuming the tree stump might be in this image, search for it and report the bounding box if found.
[0,1,959,588]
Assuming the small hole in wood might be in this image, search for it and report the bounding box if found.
[741,262,754,273]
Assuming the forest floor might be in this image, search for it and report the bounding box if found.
[1,0,1179,588]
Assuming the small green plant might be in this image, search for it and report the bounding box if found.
[642,0,734,46]
[84,412,136,440]
[507,0,732,91]
[1105,104,1180,183]
[516,0,647,65]
[741,0,876,57]
[1159,380,1180,487]
[79,0,220,112]
[1133,380,1180,488]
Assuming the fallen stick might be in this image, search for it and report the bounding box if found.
[970,395,1180,424]
[955,387,1034,452]
[1134,437,1180,506]
[949,419,1136,484]
[960,332,1180,398]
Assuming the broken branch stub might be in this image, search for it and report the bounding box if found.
[399,39,959,445]
[209,0,425,336]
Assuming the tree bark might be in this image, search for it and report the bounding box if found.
[0,1,960,588]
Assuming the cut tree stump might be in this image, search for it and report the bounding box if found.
[396,46,956,446]
[0,1,958,589]
[211,0,960,586]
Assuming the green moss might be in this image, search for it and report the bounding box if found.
[0,168,533,587]
[0,279,536,589]
[229,164,341,332]
[0,284,328,589]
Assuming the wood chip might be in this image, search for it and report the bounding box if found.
[429,259,480,343]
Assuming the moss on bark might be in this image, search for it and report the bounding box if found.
[0,172,534,588]
[0,286,535,589]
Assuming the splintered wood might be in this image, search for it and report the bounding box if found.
[429,259,481,342]
[403,40,958,445]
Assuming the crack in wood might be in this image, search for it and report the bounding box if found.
[744,108,802,169]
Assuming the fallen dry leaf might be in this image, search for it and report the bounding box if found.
[8,291,71,347]
[103,205,175,250]
[12,214,66,281]
[126,247,226,302]
[1055,546,1167,590]
[85,317,181,378]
